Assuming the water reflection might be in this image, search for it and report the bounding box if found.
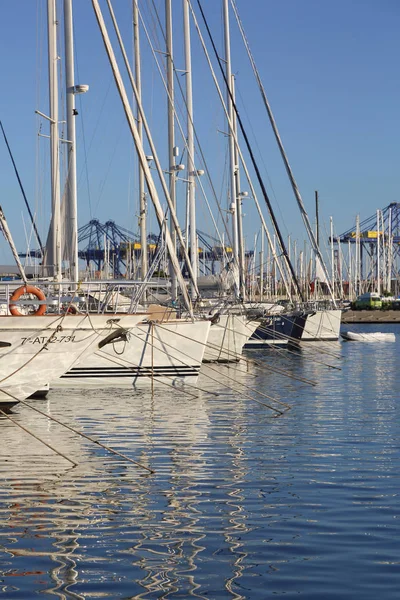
[0,327,400,598]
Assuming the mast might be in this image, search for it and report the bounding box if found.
[133,0,147,284]
[165,0,178,301]
[315,190,319,247]
[183,0,197,299]
[355,214,360,295]
[231,0,335,304]
[337,236,344,298]
[193,0,300,301]
[376,209,381,295]
[92,0,195,313]
[348,239,352,300]
[380,210,386,292]
[330,216,335,298]
[222,0,239,285]
[259,229,264,301]
[387,206,392,292]
[231,74,246,300]
[47,0,62,280]
[64,0,79,283]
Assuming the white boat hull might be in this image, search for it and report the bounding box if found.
[203,314,258,362]
[341,331,395,342]
[0,314,143,404]
[301,309,342,341]
[54,319,211,389]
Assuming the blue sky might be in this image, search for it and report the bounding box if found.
[0,0,399,266]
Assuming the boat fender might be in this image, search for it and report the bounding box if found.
[9,285,46,317]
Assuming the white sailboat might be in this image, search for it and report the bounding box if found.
[0,2,148,405]
[0,310,145,405]
[55,317,210,388]
[301,307,342,341]
[230,2,342,340]
[0,188,147,406]
[45,0,211,389]
[203,312,258,362]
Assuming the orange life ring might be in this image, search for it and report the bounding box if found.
[9,285,47,317]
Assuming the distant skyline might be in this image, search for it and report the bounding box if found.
[0,0,399,266]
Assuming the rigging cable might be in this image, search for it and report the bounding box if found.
[0,121,44,253]
[140,0,235,262]
[230,0,336,304]
[195,0,304,300]
[186,1,293,300]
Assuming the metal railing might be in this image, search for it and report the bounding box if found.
[0,279,173,315]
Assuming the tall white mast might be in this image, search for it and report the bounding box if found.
[259,228,264,301]
[183,0,197,299]
[387,207,392,292]
[64,0,79,283]
[133,0,147,284]
[355,214,360,295]
[347,239,352,300]
[231,74,246,300]
[376,209,381,294]
[381,210,386,292]
[222,0,239,280]
[231,1,336,305]
[165,0,178,301]
[47,0,62,280]
[330,216,335,299]
[92,0,195,312]
[337,236,344,298]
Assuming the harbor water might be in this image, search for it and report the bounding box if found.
[0,323,399,599]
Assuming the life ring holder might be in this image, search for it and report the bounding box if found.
[9,285,47,317]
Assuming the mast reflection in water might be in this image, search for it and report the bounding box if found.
[0,326,400,599]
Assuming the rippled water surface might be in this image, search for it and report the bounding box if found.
[1,323,399,599]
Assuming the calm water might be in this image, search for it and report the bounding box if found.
[1,323,399,599]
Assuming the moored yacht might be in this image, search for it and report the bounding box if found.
[244,312,307,348]
[54,317,211,389]
[0,300,146,405]
[203,312,258,362]
[301,307,342,341]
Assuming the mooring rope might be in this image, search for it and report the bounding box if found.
[147,322,285,404]
[18,399,154,474]
[156,320,316,388]
[90,323,286,414]
[1,376,156,475]
[0,407,77,467]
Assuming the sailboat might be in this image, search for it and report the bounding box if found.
[0,206,148,406]
[178,0,258,362]
[0,1,151,405]
[44,0,212,390]
[0,305,146,405]
[229,0,342,341]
